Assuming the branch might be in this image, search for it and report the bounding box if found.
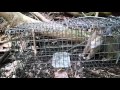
[66,12,80,16]
[0,12,40,28]
[29,12,51,22]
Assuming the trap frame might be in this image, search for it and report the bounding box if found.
[3,22,120,78]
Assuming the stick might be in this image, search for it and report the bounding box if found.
[66,12,80,16]
[116,53,120,64]
[32,29,37,57]
[29,12,50,22]
[0,49,12,64]
[95,12,99,17]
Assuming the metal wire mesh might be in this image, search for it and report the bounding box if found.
[3,17,120,78]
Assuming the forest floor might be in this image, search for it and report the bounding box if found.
[0,12,120,78]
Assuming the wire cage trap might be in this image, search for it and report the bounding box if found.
[3,17,120,78]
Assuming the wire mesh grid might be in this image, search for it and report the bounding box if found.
[3,20,120,78]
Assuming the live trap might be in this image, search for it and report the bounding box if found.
[3,21,120,78]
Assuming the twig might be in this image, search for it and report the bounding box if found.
[0,49,10,52]
[32,29,37,57]
[116,53,120,64]
[107,71,120,77]
[0,49,12,64]
[29,12,50,22]
[29,13,40,20]
[95,12,99,17]
[82,12,97,17]
[81,12,87,17]
[66,12,80,17]
[48,12,62,16]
